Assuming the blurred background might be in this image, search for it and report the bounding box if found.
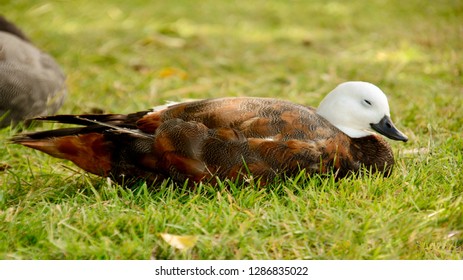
[3,0,461,135]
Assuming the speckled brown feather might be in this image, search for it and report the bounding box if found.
[11,97,395,186]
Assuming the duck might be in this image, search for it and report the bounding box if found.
[11,81,408,186]
[0,15,67,128]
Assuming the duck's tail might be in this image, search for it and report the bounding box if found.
[10,113,154,180]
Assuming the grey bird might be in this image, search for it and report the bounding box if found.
[0,15,67,127]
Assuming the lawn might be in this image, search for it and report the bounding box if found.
[0,0,462,259]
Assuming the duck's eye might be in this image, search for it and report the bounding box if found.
[363,99,372,106]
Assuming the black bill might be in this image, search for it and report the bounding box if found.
[370,115,408,142]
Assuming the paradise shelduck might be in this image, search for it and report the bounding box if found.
[12,81,408,186]
[0,15,67,127]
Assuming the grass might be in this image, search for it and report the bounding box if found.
[1,0,462,259]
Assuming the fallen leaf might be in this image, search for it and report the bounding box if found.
[158,67,188,79]
[0,163,11,172]
[86,107,105,114]
[160,233,198,250]
[131,63,151,74]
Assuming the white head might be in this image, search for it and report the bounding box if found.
[316,81,408,142]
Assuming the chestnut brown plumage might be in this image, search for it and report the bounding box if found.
[11,82,408,186]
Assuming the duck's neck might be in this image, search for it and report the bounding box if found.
[335,126,374,138]
[315,110,374,139]
[350,135,394,177]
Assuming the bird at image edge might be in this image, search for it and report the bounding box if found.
[0,15,67,127]
[11,81,408,186]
